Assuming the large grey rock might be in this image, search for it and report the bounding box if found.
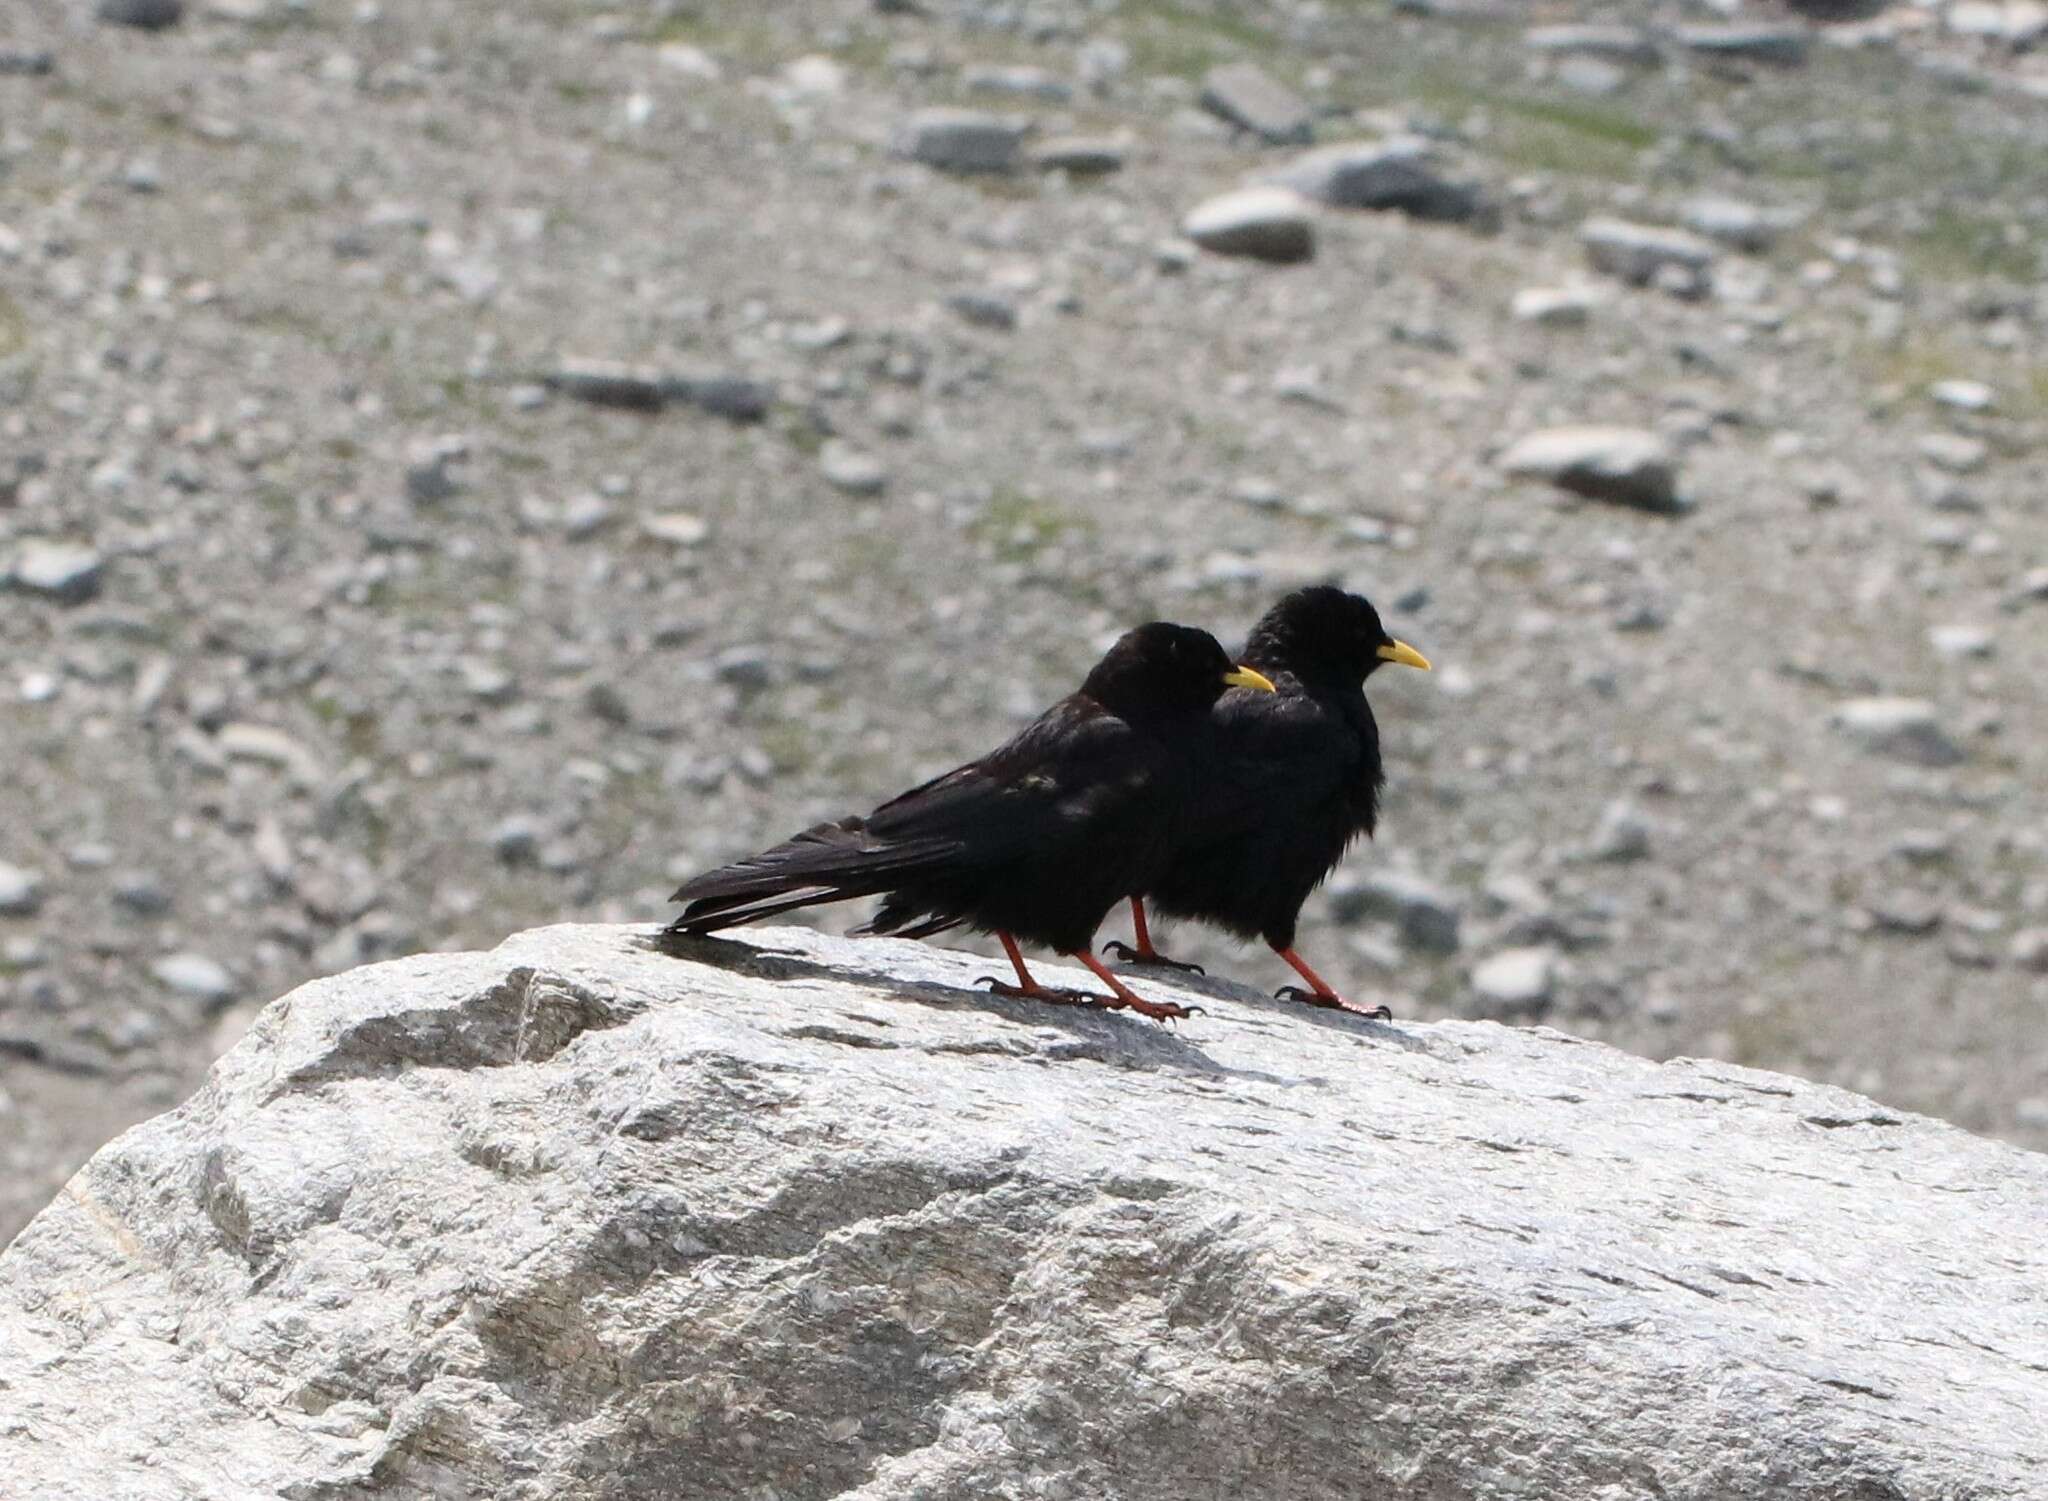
[1499,425,1683,512]
[4,923,2046,1499]
[1581,217,1717,291]
[1265,137,1485,222]
[1681,196,1783,253]
[890,108,1030,173]
[1183,187,1315,263]
[1198,63,1313,145]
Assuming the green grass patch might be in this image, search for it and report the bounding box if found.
[1119,0,1287,81]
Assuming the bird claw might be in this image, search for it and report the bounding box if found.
[1110,997,1203,1025]
[979,976,1112,1009]
[1101,939,1205,975]
[1275,985,1392,1021]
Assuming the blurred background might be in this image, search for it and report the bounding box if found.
[3,0,2045,1242]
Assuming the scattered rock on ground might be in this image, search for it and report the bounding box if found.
[1030,136,1125,175]
[9,542,104,604]
[0,863,43,917]
[1267,137,1485,222]
[1183,187,1315,263]
[1681,196,1783,253]
[1830,698,1966,767]
[149,952,236,1005]
[819,439,888,496]
[1470,945,1557,1017]
[97,0,183,28]
[1524,24,1660,65]
[890,108,1029,173]
[1581,217,1717,293]
[1675,23,1812,65]
[1198,62,1313,146]
[1499,426,1683,512]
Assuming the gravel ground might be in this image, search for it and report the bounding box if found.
[3,0,2046,1241]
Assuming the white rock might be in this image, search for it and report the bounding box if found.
[1928,624,1993,659]
[0,862,42,917]
[1182,187,1315,263]
[819,440,888,497]
[1266,137,1484,221]
[1829,698,1965,767]
[1469,946,1557,1014]
[1511,286,1595,325]
[1929,380,1995,412]
[640,512,709,547]
[1499,426,1682,512]
[1917,433,1988,474]
[150,952,236,1005]
[10,541,104,603]
[217,723,325,786]
[1681,196,1782,253]
[7,923,2044,1496]
[1581,217,1716,291]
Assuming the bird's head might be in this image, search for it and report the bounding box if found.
[1244,585,1430,684]
[1083,622,1277,719]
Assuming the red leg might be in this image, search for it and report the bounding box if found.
[1101,898,1205,974]
[1274,946,1393,1021]
[979,932,1105,1008]
[1068,950,1200,1024]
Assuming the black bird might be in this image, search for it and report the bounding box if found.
[666,623,1277,1022]
[1105,587,1429,1016]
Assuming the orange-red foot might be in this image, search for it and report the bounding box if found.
[1274,947,1394,1021]
[977,977,1112,1008]
[1070,950,1201,1025]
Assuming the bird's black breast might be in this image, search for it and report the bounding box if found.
[1150,676,1383,948]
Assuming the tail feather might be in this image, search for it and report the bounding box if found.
[665,816,967,936]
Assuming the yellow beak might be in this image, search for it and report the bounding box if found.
[1223,665,1278,694]
[1376,640,1431,671]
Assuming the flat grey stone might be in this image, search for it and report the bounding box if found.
[0,49,56,75]
[1499,426,1683,512]
[216,723,324,786]
[1029,136,1125,175]
[2013,928,2048,973]
[1588,801,1653,862]
[1524,24,1660,65]
[1930,380,1995,413]
[962,64,1071,103]
[1512,286,1596,325]
[1830,698,1965,767]
[639,512,709,547]
[1183,187,1315,263]
[1581,217,1717,290]
[1917,433,1989,474]
[6,922,2045,1497]
[890,108,1029,173]
[97,0,183,28]
[546,359,664,411]
[1681,196,1782,253]
[1329,869,1462,954]
[1675,23,1811,65]
[1199,63,1313,146]
[10,541,104,603]
[1266,137,1484,222]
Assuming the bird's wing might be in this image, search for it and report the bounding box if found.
[1195,689,1366,831]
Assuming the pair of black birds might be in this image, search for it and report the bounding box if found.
[666,587,1429,1023]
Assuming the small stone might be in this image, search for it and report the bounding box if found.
[1830,698,1964,768]
[152,953,237,1006]
[662,374,774,424]
[1681,197,1780,253]
[819,441,888,497]
[890,109,1029,173]
[456,659,517,705]
[547,360,663,411]
[561,494,614,539]
[10,541,105,604]
[19,671,59,704]
[1892,830,1954,866]
[1930,380,1994,413]
[0,863,42,917]
[1587,801,1652,862]
[1581,218,1716,292]
[492,816,543,865]
[1929,625,1993,659]
[1183,187,1315,264]
[963,64,1071,103]
[780,55,847,99]
[98,0,184,28]
[122,159,163,193]
[2013,568,2048,605]
[1512,287,1594,326]
[112,872,172,916]
[0,49,56,75]
[947,291,1018,331]
[217,723,325,785]
[2012,928,2048,973]
[1499,427,1682,513]
[1267,138,1483,222]
[657,43,722,81]
[640,512,709,547]
[404,455,461,505]
[713,647,774,690]
[1555,57,1625,96]
[1674,24,1810,65]
[1470,948,1556,1018]
[1916,433,1988,474]
[1524,24,1659,65]
[1868,896,1943,937]
[1029,137,1125,175]
[1198,63,1313,146]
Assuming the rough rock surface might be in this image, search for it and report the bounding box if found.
[3,924,2045,1500]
